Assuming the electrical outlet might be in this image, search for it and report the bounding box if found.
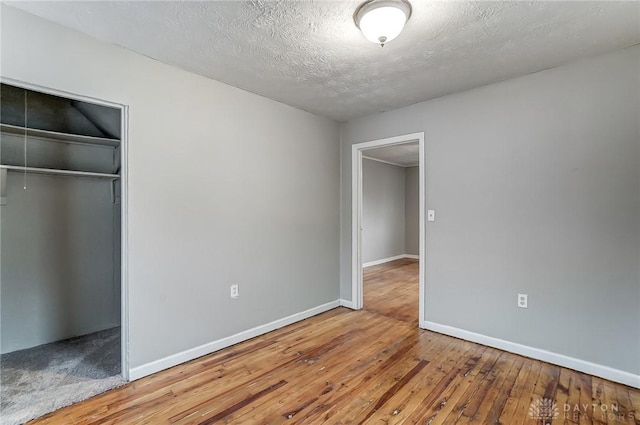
[517,293,528,309]
[230,284,239,299]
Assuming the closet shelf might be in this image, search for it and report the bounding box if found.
[0,124,120,148]
[0,165,120,180]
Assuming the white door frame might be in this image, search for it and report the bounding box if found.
[351,132,426,327]
[1,77,131,380]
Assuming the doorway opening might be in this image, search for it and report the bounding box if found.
[351,132,425,327]
[0,78,129,424]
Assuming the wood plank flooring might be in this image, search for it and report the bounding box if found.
[28,259,639,424]
[363,258,419,326]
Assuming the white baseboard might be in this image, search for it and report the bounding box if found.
[339,299,355,309]
[422,321,640,389]
[129,300,340,381]
[363,254,418,268]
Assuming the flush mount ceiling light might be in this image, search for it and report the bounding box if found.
[354,0,412,47]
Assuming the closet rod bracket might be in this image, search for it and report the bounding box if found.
[110,179,120,204]
[0,168,7,206]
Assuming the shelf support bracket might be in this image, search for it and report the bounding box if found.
[1,168,7,205]
[110,179,120,204]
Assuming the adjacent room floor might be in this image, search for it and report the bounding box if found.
[24,263,639,424]
[363,257,419,325]
[0,328,124,425]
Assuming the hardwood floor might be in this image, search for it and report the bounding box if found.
[363,258,419,326]
[29,259,639,424]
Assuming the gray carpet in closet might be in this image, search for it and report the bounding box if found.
[0,327,125,425]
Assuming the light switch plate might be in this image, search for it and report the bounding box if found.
[427,210,435,222]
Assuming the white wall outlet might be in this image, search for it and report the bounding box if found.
[230,284,239,299]
[517,293,528,308]
[427,210,435,222]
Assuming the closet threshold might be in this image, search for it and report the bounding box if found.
[0,165,119,179]
[0,124,120,148]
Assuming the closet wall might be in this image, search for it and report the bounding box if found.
[0,84,121,354]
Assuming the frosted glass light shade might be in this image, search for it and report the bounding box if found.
[355,0,411,46]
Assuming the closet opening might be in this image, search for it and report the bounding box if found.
[0,81,128,425]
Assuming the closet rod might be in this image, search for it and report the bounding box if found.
[0,165,119,180]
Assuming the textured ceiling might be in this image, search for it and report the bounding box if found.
[364,142,419,167]
[9,1,640,121]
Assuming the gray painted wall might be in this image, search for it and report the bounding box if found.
[361,160,419,263]
[1,174,120,353]
[404,166,419,256]
[341,46,640,375]
[362,158,405,263]
[1,5,340,369]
